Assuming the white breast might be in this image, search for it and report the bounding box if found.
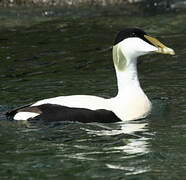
[111,96,151,121]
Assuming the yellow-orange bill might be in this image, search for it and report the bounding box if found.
[144,35,175,55]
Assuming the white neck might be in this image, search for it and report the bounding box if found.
[116,59,141,96]
[111,43,152,121]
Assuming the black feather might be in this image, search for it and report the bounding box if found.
[114,28,153,46]
[6,104,121,123]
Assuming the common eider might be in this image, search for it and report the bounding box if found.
[6,28,175,123]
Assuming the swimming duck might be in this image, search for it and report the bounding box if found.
[7,28,175,123]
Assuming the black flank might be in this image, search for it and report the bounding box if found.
[6,104,121,123]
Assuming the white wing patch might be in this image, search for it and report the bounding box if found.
[14,112,39,121]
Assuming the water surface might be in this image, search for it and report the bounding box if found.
[0,7,186,180]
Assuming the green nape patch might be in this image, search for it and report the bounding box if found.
[112,45,127,71]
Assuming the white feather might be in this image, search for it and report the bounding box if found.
[32,95,110,110]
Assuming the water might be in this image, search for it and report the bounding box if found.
[0,7,186,180]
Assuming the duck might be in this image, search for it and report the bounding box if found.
[6,28,175,123]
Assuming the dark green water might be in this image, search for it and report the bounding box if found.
[0,7,186,180]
